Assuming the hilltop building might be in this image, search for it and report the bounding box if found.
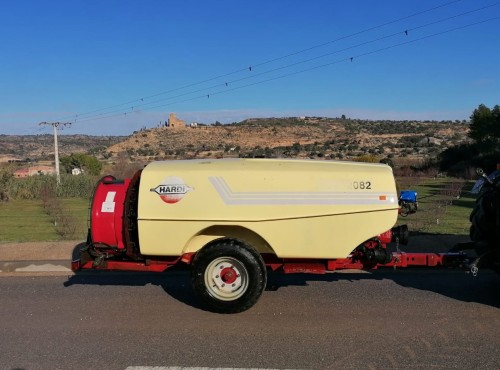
[167,113,186,129]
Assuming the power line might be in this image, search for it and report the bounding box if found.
[73,6,499,123]
[209,16,500,99]
[60,0,469,123]
[74,15,499,124]
[250,0,467,69]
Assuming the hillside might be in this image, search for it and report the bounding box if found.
[0,134,126,163]
[107,117,469,162]
[0,117,470,165]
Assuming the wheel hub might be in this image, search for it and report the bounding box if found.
[220,267,238,284]
[205,257,248,301]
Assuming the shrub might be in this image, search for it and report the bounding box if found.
[60,153,102,175]
[0,166,14,201]
[108,153,145,179]
[353,155,379,163]
[7,174,97,200]
[38,181,83,239]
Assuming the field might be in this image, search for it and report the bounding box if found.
[0,198,89,242]
[396,177,475,236]
[0,177,476,244]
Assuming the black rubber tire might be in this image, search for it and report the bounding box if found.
[399,202,409,217]
[191,238,267,314]
[470,189,500,249]
[470,187,500,274]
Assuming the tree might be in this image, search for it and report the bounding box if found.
[379,158,394,168]
[0,166,13,201]
[469,104,500,143]
[60,153,102,176]
[439,104,500,174]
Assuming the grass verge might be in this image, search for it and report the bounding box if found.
[0,198,88,242]
[396,177,475,235]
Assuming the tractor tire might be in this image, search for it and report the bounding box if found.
[470,187,500,274]
[191,238,267,314]
[470,189,500,249]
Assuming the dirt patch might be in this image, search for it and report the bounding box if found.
[0,240,80,261]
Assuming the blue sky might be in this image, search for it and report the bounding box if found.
[0,0,498,135]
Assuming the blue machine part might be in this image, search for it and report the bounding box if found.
[400,190,417,203]
[471,169,500,194]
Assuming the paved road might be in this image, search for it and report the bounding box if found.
[0,268,499,370]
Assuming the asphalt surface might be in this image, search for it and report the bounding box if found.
[0,235,499,369]
[0,269,499,369]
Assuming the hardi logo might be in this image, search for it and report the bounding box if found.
[150,176,193,204]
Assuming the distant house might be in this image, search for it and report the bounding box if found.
[14,166,55,178]
[13,168,29,178]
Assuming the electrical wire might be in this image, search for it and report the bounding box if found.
[73,4,499,123]
[73,15,499,124]
[119,2,500,113]
[59,0,470,123]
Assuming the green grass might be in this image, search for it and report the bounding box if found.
[59,197,90,239]
[396,177,475,235]
[0,198,89,242]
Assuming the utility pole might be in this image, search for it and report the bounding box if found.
[39,121,71,185]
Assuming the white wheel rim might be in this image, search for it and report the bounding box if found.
[204,257,248,301]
